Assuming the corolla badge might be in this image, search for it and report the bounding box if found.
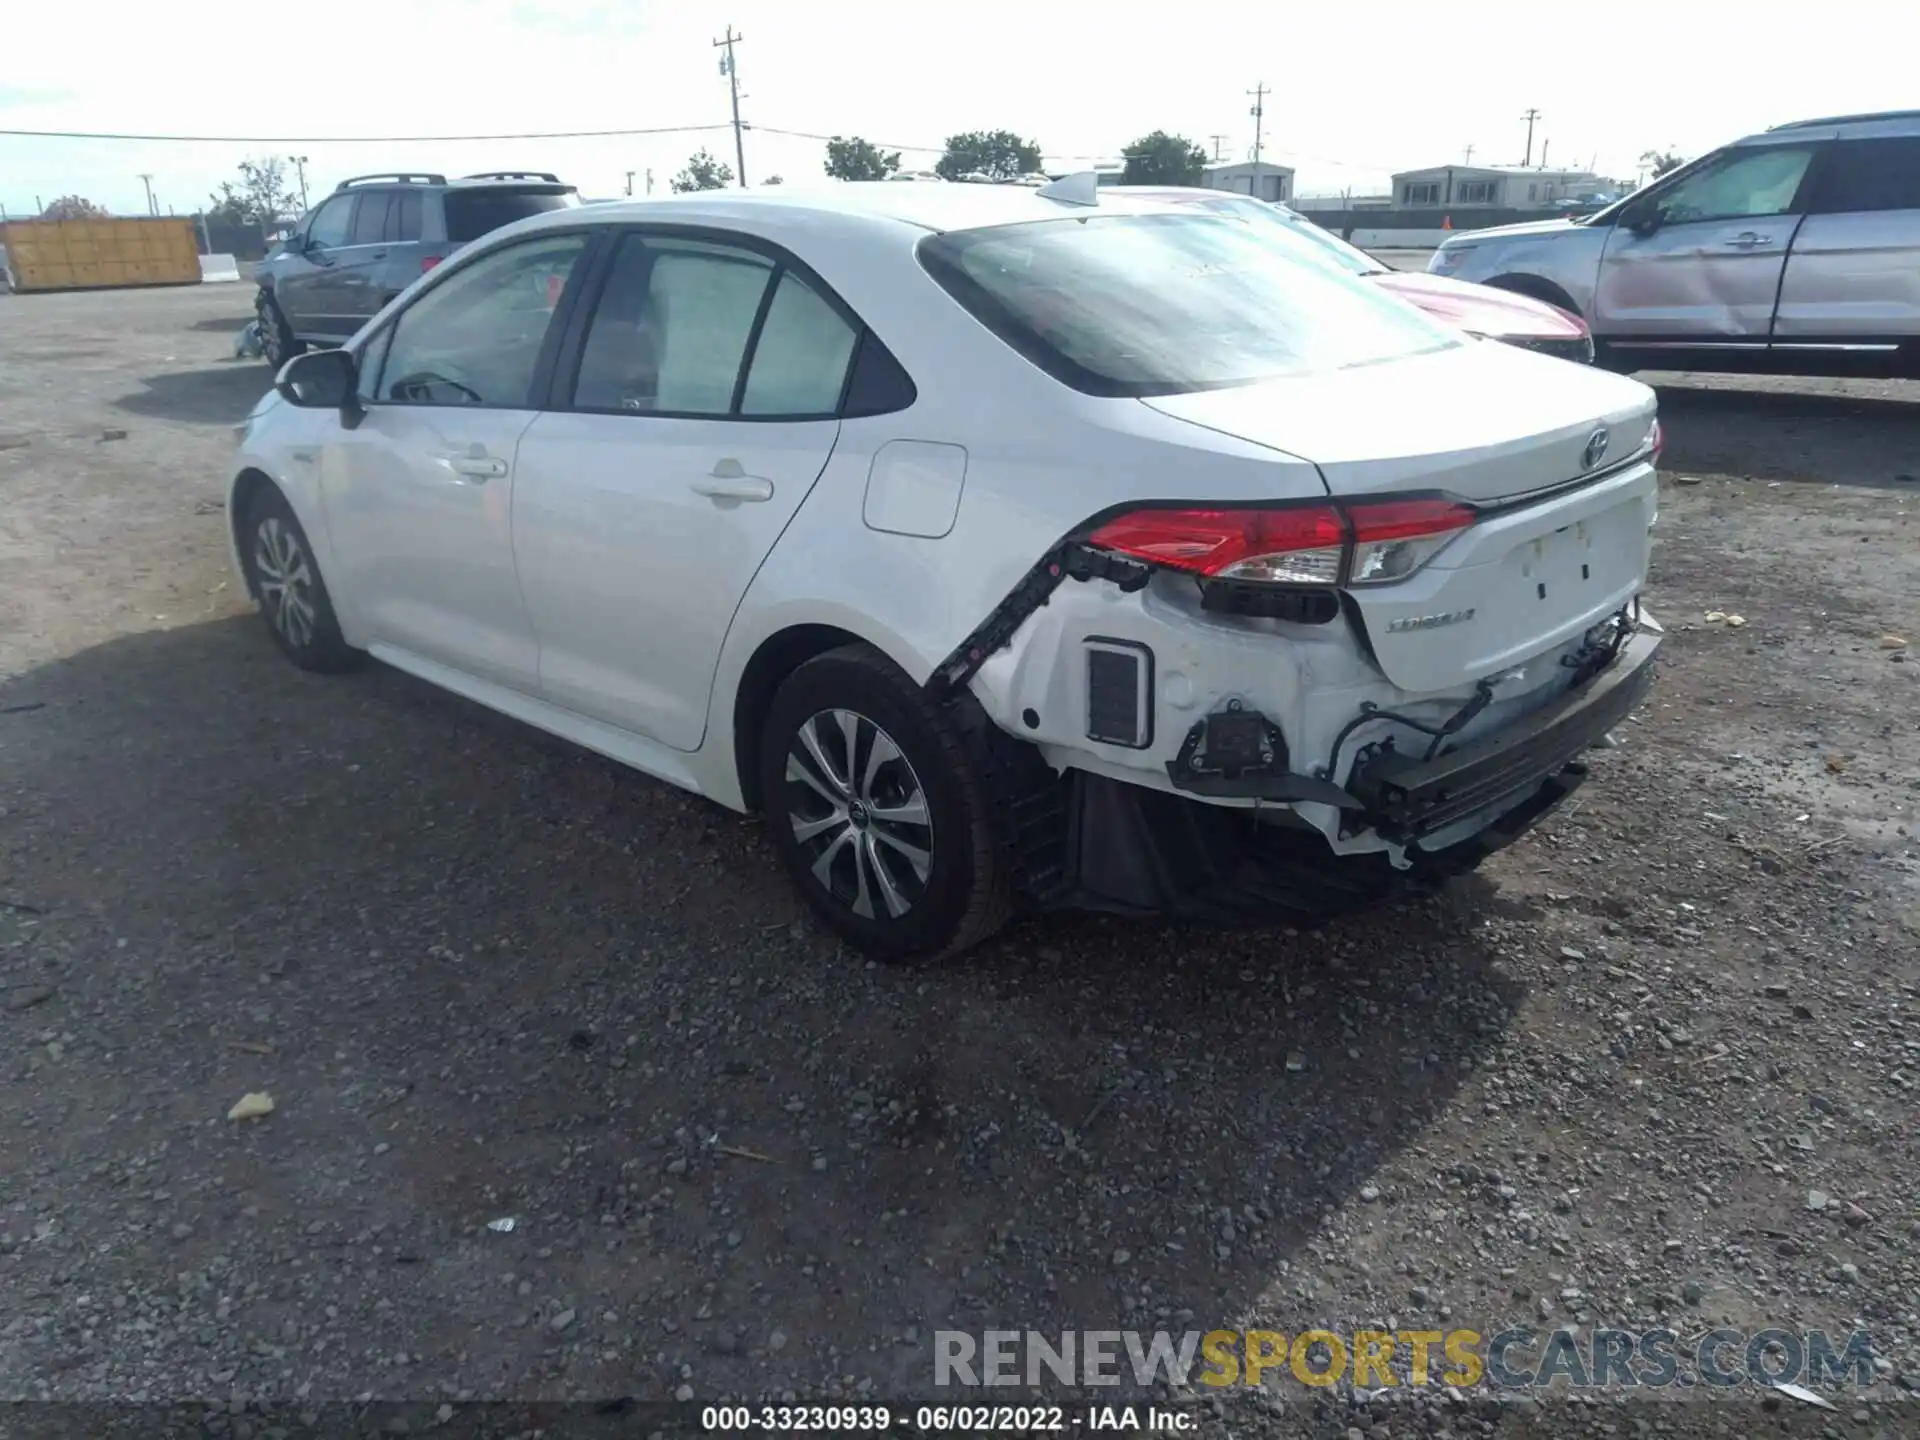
[1386,608,1477,633]
[1582,426,1611,470]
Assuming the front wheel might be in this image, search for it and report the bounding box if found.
[241,487,360,673]
[758,645,1011,963]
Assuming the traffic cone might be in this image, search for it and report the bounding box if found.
[1442,214,1452,231]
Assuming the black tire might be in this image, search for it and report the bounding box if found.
[759,644,1011,963]
[240,486,360,673]
[256,289,304,370]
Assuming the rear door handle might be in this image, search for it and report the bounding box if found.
[690,458,773,503]
[436,453,508,482]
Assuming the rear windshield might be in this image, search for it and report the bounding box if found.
[443,189,575,243]
[918,213,1457,397]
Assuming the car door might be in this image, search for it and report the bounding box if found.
[277,193,360,338]
[1774,132,1920,345]
[1591,139,1821,343]
[319,229,593,693]
[510,229,858,751]
[333,189,397,328]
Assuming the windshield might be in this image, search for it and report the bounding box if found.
[918,213,1460,398]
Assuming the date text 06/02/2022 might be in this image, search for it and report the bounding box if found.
[698,1404,1195,1431]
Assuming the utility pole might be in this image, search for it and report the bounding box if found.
[646,168,655,195]
[713,26,747,187]
[1541,138,1551,168]
[624,170,635,197]
[1520,108,1541,167]
[138,173,156,215]
[1247,83,1269,170]
[1209,134,1227,162]
[290,156,310,209]
[1463,143,1475,165]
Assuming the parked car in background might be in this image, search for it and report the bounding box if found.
[1115,187,1594,364]
[1430,110,1920,377]
[231,179,1660,962]
[254,171,579,367]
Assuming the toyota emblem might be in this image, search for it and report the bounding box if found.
[1582,426,1611,470]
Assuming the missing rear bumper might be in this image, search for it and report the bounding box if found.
[1347,628,1660,843]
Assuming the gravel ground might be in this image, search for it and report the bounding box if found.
[2,284,1918,1439]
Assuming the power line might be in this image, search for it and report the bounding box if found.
[0,122,734,143]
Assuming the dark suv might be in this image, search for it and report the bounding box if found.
[254,171,579,367]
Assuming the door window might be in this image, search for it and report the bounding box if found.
[372,233,588,407]
[349,193,390,246]
[740,271,859,416]
[1652,145,1816,224]
[306,196,355,249]
[572,235,773,415]
[387,190,424,243]
[1808,137,1920,214]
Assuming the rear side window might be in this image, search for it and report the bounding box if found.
[444,189,574,243]
[349,193,390,245]
[1809,137,1920,214]
[387,190,424,243]
[919,213,1458,398]
[740,272,859,416]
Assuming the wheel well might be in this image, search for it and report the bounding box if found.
[1482,273,1582,318]
[732,624,866,813]
[228,469,278,593]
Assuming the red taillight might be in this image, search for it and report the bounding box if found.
[1089,497,1475,587]
[1648,418,1664,462]
[421,255,443,274]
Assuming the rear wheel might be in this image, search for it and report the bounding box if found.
[241,486,359,673]
[759,645,1011,963]
[255,289,303,370]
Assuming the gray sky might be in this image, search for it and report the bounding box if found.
[2,0,1909,217]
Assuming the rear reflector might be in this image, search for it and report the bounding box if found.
[1088,498,1474,588]
[1649,418,1664,462]
[421,255,444,273]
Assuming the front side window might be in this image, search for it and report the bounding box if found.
[919,213,1458,398]
[1808,137,1920,214]
[373,232,587,407]
[1652,144,1817,224]
[306,197,354,249]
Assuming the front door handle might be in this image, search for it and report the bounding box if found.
[436,453,508,482]
[1724,232,1773,248]
[690,458,773,503]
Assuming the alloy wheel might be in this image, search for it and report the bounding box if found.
[785,708,934,921]
[253,516,317,649]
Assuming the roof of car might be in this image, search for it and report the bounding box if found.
[1758,109,1920,137]
[544,180,1192,235]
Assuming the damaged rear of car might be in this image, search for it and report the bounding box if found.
[910,208,1662,924]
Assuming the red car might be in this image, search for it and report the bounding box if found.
[1114,186,1595,364]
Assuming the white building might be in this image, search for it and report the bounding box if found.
[1390,164,1601,209]
[1291,192,1393,212]
[1200,161,1295,203]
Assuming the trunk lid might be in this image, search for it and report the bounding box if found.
[1142,342,1660,694]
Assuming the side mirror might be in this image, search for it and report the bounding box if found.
[275,348,358,410]
[1623,201,1663,237]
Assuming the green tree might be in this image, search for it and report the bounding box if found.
[935,129,1043,182]
[205,156,296,226]
[824,135,901,182]
[672,149,734,193]
[41,194,110,220]
[1120,131,1209,187]
[1640,148,1684,180]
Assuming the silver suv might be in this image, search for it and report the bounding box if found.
[1430,110,1920,378]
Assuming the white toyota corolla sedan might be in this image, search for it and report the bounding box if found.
[231,177,1664,961]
